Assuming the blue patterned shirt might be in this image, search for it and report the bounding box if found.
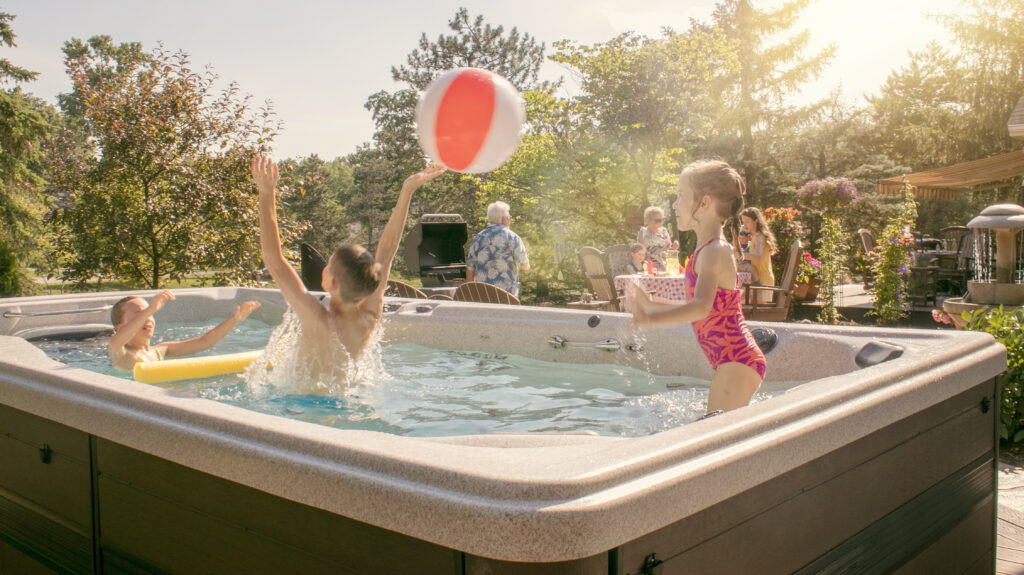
[466,224,529,296]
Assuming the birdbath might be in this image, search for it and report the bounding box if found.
[942,203,1024,327]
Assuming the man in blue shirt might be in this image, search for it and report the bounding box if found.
[465,201,530,297]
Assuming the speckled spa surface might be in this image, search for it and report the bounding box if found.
[0,288,1006,562]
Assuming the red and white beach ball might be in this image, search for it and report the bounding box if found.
[415,67,526,174]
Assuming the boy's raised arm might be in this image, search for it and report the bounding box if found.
[252,156,324,320]
[360,163,446,312]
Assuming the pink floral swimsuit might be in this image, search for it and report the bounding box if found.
[684,238,766,379]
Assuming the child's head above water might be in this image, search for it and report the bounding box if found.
[678,159,746,224]
[324,244,384,303]
[110,296,154,345]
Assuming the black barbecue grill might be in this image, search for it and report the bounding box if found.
[404,214,468,287]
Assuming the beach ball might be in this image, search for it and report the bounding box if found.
[415,67,526,174]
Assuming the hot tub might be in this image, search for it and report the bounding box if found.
[0,288,1006,574]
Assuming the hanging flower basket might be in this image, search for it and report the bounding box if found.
[793,277,822,302]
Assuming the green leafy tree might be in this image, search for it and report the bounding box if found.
[699,0,837,205]
[277,155,353,257]
[48,37,281,289]
[552,28,735,210]
[357,7,554,244]
[0,241,19,296]
[0,11,55,287]
[871,1,1024,195]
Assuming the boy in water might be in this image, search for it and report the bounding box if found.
[108,290,261,372]
[250,156,445,379]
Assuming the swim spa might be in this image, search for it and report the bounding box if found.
[0,288,1006,573]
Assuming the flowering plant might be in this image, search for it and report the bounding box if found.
[797,177,858,212]
[763,207,806,280]
[867,180,917,325]
[795,251,822,284]
[931,309,954,325]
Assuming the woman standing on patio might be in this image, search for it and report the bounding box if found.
[636,206,679,273]
[735,207,777,303]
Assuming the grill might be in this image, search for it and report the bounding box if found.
[404,214,468,287]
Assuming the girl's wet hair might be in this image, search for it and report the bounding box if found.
[682,159,746,222]
[329,244,383,302]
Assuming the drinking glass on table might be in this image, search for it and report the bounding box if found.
[664,250,680,275]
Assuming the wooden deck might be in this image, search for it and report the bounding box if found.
[998,517,1024,575]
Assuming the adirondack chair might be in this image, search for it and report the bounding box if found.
[744,240,802,322]
[575,247,620,311]
[452,281,520,305]
[385,280,429,299]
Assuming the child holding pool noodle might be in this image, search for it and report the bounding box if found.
[251,156,445,383]
[628,160,766,416]
[108,290,260,372]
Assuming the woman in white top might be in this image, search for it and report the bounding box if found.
[636,206,679,272]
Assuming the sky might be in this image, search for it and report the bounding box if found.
[5,0,970,160]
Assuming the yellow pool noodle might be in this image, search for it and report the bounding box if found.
[133,350,263,384]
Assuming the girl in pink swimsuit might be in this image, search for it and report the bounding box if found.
[629,159,766,416]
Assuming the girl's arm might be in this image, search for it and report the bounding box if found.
[631,242,735,327]
[163,302,261,358]
[358,163,446,317]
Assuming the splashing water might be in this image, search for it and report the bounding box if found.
[242,307,388,398]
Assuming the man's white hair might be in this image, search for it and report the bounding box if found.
[487,201,511,224]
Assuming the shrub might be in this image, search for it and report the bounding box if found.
[962,306,1024,443]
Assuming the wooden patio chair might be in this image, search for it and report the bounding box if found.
[939,226,970,253]
[452,282,521,305]
[744,240,802,322]
[857,229,876,288]
[604,244,632,279]
[385,280,429,299]
[576,247,620,311]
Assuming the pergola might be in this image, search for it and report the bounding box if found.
[878,94,1024,200]
[877,150,1024,200]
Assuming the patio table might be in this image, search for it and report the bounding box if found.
[614,272,751,312]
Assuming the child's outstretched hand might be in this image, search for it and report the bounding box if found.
[233,301,261,321]
[149,290,175,313]
[402,162,446,190]
[250,156,279,195]
[628,280,654,328]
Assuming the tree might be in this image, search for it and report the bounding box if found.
[356,7,555,251]
[872,0,1024,178]
[48,37,282,289]
[0,11,55,285]
[552,28,736,211]
[699,0,837,205]
[277,155,354,256]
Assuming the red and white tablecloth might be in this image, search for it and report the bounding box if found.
[614,273,752,312]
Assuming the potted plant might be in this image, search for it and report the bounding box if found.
[793,251,823,301]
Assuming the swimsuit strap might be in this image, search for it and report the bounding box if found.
[690,236,727,266]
